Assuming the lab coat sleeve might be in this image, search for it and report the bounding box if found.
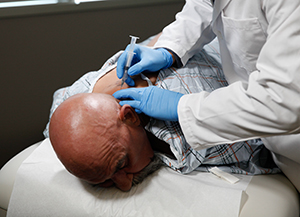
[178,2,300,150]
[154,0,216,65]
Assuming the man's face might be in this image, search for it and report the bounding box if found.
[86,137,154,191]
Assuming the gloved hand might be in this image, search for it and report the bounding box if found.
[117,45,173,86]
[113,86,183,121]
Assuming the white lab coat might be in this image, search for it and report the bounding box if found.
[155,0,300,191]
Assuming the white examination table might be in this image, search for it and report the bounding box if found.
[0,139,299,217]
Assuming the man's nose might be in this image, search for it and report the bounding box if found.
[111,170,133,191]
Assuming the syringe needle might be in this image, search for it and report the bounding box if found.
[120,35,139,89]
[120,69,128,89]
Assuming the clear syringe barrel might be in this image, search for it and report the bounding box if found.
[125,35,139,70]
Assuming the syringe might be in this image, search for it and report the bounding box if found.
[120,35,139,89]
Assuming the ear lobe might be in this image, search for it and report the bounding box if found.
[119,104,141,126]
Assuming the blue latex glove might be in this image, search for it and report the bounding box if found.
[117,45,173,86]
[113,86,183,121]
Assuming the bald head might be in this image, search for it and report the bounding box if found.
[49,93,125,180]
[49,93,155,191]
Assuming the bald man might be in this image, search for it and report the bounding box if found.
[46,37,280,191]
[50,93,166,191]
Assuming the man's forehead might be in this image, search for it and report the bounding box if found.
[106,144,127,173]
[83,142,127,183]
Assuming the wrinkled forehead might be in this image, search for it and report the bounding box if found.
[74,139,127,184]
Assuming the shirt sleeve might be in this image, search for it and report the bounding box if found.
[178,1,300,150]
[153,0,216,66]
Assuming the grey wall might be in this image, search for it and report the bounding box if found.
[0,2,184,168]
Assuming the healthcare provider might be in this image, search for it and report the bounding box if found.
[113,0,300,191]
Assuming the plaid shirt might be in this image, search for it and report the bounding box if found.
[44,39,280,175]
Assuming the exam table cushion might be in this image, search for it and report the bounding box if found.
[0,139,299,217]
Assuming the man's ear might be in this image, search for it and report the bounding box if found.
[119,104,141,126]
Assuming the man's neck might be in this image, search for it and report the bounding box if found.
[93,68,159,95]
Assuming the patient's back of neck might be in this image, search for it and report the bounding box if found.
[92,67,158,95]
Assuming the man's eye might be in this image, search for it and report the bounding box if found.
[115,157,128,173]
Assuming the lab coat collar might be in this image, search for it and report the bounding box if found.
[212,0,231,22]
